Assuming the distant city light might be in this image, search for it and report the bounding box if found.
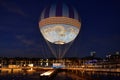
[28,64,33,67]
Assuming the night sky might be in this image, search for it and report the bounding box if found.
[0,0,120,58]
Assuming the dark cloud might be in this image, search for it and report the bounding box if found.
[16,35,42,49]
[0,0,27,17]
[16,35,34,46]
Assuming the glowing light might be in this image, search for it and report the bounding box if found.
[40,24,79,44]
[30,68,33,71]
[28,64,33,67]
[39,3,81,59]
[40,70,54,76]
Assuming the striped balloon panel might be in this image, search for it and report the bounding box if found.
[40,3,80,21]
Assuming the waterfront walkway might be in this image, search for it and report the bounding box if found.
[0,67,120,73]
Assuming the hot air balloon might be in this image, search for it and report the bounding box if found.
[39,2,81,59]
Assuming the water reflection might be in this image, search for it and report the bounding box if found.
[86,71,120,80]
[0,69,120,80]
[54,70,120,80]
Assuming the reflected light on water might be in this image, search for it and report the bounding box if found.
[0,68,120,80]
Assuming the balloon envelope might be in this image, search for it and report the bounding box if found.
[39,2,81,58]
[40,24,79,44]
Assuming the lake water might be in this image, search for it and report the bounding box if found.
[54,71,120,80]
[0,70,120,80]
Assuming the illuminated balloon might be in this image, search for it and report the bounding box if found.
[39,2,81,58]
